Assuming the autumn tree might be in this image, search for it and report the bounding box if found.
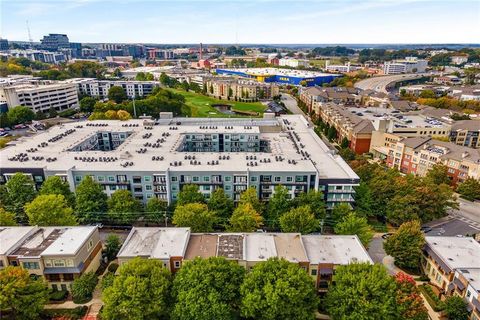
[395,272,428,320]
[457,177,480,201]
[228,203,263,232]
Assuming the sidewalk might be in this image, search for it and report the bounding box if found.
[382,255,402,275]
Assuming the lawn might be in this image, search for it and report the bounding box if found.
[168,89,266,118]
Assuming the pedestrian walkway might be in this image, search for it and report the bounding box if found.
[382,255,402,275]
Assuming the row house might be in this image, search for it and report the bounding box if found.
[313,102,374,154]
[422,237,480,320]
[386,136,480,185]
[117,227,373,292]
[0,226,102,291]
[300,86,361,113]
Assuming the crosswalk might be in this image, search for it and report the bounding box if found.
[450,213,480,231]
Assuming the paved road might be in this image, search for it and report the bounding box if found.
[449,197,480,225]
[354,73,432,93]
[282,93,306,116]
[367,234,387,264]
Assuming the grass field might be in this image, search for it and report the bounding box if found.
[169,89,266,118]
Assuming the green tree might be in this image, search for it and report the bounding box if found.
[108,86,128,103]
[25,194,77,226]
[105,234,121,261]
[443,296,469,320]
[145,197,168,224]
[425,164,451,186]
[75,176,108,223]
[0,207,17,226]
[39,176,75,207]
[327,126,337,141]
[228,203,263,232]
[457,177,480,201]
[107,190,143,224]
[291,190,326,220]
[240,258,318,320]
[353,182,374,218]
[239,187,263,214]
[177,184,205,205]
[331,203,353,225]
[0,266,49,320]
[279,205,318,234]
[326,263,398,319]
[79,96,97,113]
[3,173,36,221]
[207,188,234,220]
[395,272,428,320]
[72,272,98,303]
[172,257,245,320]
[384,220,425,270]
[173,203,217,232]
[7,106,35,125]
[102,258,172,320]
[340,137,350,149]
[266,185,291,228]
[334,212,373,247]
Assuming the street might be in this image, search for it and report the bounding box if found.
[354,73,432,93]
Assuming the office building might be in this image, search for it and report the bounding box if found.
[0,226,102,290]
[0,38,8,51]
[216,68,339,87]
[8,49,66,64]
[325,61,362,73]
[0,82,79,113]
[40,34,70,51]
[64,78,159,99]
[118,227,373,290]
[0,114,360,208]
[383,57,428,74]
[278,58,309,68]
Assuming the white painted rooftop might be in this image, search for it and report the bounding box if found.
[245,233,277,262]
[301,235,373,265]
[425,236,480,270]
[41,226,97,256]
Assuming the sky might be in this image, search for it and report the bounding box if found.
[1,0,479,44]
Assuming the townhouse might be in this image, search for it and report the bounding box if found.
[117,227,373,292]
[0,226,102,290]
[300,86,361,113]
[385,136,480,184]
[422,236,480,320]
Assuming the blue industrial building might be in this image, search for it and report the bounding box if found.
[215,68,340,87]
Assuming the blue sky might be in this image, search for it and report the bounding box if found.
[1,0,479,44]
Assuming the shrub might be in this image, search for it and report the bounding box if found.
[107,262,119,273]
[49,289,68,301]
[42,306,88,320]
[101,272,115,290]
[418,284,445,311]
[72,272,98,304]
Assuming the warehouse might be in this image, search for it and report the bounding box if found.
[215,68,339,87]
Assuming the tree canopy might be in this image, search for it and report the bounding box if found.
[228,203,263,232]
[325,263,398,320]
[207,188,233,219]
[395,273,428,320]
[240,258,318,320]
[107,190,143,224]
[239,187,263,214]
[7,106,35,125]
[279,205,318,234]
[384,220,425,270]
[25,194,78,226]
[1,173,36,221]
[102,258,172,320]
[108,86,128,103]
[0,207,17,226]
[457,177,480,201]
[266,185,291,228]
[291,190,326,220]
[0,266,49,320]
[39,176,75,207]
[334,212,373,247]
[443,296,469,320]
[172,257,245,320]
[75,176,108,223]
[173,203,217,232]
[176,184,205,205]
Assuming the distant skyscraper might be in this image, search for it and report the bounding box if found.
[40,34,69,51]
[0,38,9,51]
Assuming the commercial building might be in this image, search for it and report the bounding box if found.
[64,78,159,99]
[8,49,67,64]
[205,77,279,101]
[449,86,480,102]
[278,58,309,68]
[422,236,480,320]
[325,61,362,73]
[0,114,360,208]
[450,120,480,149]
[399,84,450,97]
[40,34,70,51]
[147,49,176,60]
[383,57,428,74]
[451,55,469,65]
[0,38,8,51]
[216,68,339,87]
[0,82,79,113]
[118,227,373,290]
[0,226,102,290]
[385,136,480,184]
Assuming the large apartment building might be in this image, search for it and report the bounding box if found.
[0,115,360,208]
[299,86,361,113]
[385,136,480,184]
[0,226,102,290]
[205,78,279,101]
[383,57,428,74]
[117,227,373,291]
[0,82,79,113]
[64,78,159,100]
[450,120,480,148]
[422,237,480,320]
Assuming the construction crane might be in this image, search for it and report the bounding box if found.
[26,20,34,47]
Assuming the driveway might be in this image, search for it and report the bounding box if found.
[367,234,387,263]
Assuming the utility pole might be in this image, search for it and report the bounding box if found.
[26,20,34,48]
[132,96,137,118]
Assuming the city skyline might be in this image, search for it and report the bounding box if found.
[1,0,479,44]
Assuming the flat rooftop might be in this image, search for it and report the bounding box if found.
[0,115,358,181]
[301,235,373,265]
[0,226,36,255]
[218,67,337,78]
[425,236,480,271]
[457,268,480,292]
[117,227,190,259]
[41,226,97,256]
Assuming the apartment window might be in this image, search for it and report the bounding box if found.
[146,193,153,199]
[466,290,471,298]
[134,187,142,193]
[44,260,52,267]
[66,260,74,267]
[203,185,211,191]
[250,176,257,182]
[174,261,181,268]
[34,176,43,183]
[224,176,232,182]
[225,185,231,191]
[286,176,293,182]
[203,176,210,182]
[144,176,151,182]
[145,185,152,191]
[171,177,178,182]
[53,260,65,267]
[274,177,281,182]
[133,176,142,184]
[193,176,199,182]
[311,269,317,276]
[108,176,115,182]
[75,176,82,183]
[97,176,105,182]
[22,262,40,269]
